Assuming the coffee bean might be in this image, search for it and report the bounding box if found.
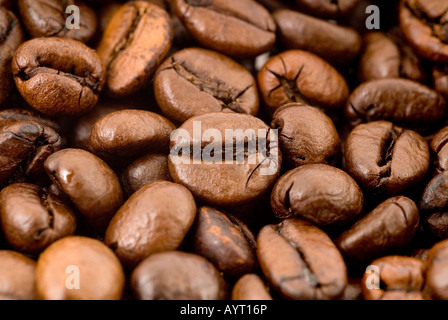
[433,64,448,100]
[0,109,62,134]
[131,251,228,300]
[173,0,276,58]
[336,196,420,264]
[426,239,448,299]
[12,37,105,117]
[271,164,363,228]
[36,236,125,300]
[257,218,347,300]
[231,273,272,300]
[429,125,448,175]
[294,0,360,19]
[154,47,259,124]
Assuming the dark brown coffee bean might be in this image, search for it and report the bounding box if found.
[0,183,76,255]
[97,1,173,97]
[18,0,97,43]
[273,9,362,65]
[36,236,125,300]
[0,120,62,187]
[399,0,448,63]
[154,47,259,124]
[257,218,347,300]
[121,153,172,197]
[271,164,363,228]
[173,0,276,58]
[12,37,105,117]
[258,50,349,114]
[0,109,62,134]
[344,121,430,195]
[191,206,256,279]
[362,255,427,300]
[336,196,420,264]
[433,64,448,100]
[168,112,281,207]
[0,250,37,300]
[131,250,228,300]
[231,273,272,300]
[44,148,123,231]
[426,239,448,300]
[105,181,196,269]
[294,0,360,19]
[0,8,25,107]
[430,125,448,175]
[271,104,340,168]
[345,78,447,128]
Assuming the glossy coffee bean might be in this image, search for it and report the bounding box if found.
[0,120,62,187]
[105,181,196,269]
[258,50,349,114]
[271,164,363,228]
[44,148,123,231]
[271,104,340,168]
[12,37,105,117]
[191,206,257,279]
[131,251,228,300]
[257,218,347,300]
[0,183,76,254]
[0,250,37,300]
[362,255,427,300]
[345,121,430,195]
[0,109,62,134]
[273,9,362,65]
[231,274,272,300]
[173,0,276,58]
[168,112,281,207]
[426,239,448,300]
[294,0,360,19]
[154,47,259,124]
[336,196,420,264]
[18,0,97,43]
[36,236,125,300]
[97,1,173,97]
[345,78,447,128]
[0,8,25,106]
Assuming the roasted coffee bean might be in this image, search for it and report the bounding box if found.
[97,1,173,97]
[294,0,360,19]
[0,109,62,134]
[120,153,172,196]
[89,110,175,160]
[191,206,257,279]
[433,64,448,100]
[173,0,276,58]
[273,9,362,65]
[362,255,427,300]
[0,8,25,107]
[399,0,448,63]
[271,164,363,228]
[231,273,272,300]
[0,183,76,254]
[336,196,420,264]
[258,50,349,114]
[0,120,62,187]
[18,0,97,43]
[131,251,228,300]
[44,148,123,231]
[257,218,347,300]
[105,181,196,269]
[271,104,340,168]
[430,125,448,175]
[344,121,430,195]
[426,239,448,299]
[345,78,447,128]
[168,112,281,207]
[12,37,105,117]
[154,47,259,124]
[36,236,125,300]
[0,250,37,300]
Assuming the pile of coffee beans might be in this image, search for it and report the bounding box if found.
[0,0,448,301]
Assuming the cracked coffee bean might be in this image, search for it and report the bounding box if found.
[0,183,76,255]
[258,50,349,114]
[97,1,173,97]
[231,273,273,300]
[426,239,448,300]
[336,196,420,265]
[294,0,360,19]
[257,218,348,300]
[173,0,276,58]
[344,121,430,196]
[18,0,97,43]
[271,164,363,228]
[154,47,259,124]
[12,37,105,117]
